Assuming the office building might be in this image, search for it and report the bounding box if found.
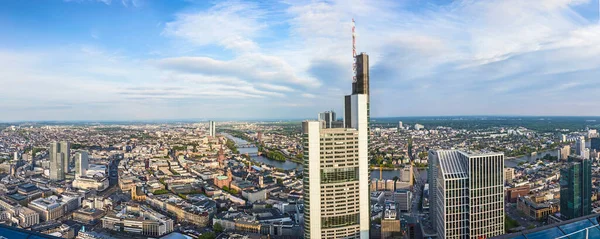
[560,157,592,220]
[560,134,567,142]
[209,121,216,137]
[49,142,70,181]
[102,204,174,237]
[304,53,369,239]
[75,151,89,178]
[414,124,424,130]
[505,167,515,183]
[394,189,412,212]
[588,129,598,138]
[28,194,81,222]
[576,136,585,158]
[381,204,401,239]
[429,150,505,239]
[559,145,571,160]
[398,121,403,129]
[591,137,600,152]
[344,52,369,128]
[72,176,109,191]
[318,111,336,129]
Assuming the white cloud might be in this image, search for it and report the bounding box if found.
[163,1,265,52]
[6,0,600,120]
[302,93,316,98]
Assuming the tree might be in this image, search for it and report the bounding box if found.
[213,223,224,233]
[199,232,216,239]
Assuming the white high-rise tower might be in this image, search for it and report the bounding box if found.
[209,121,216,137]
[303,52,370,239]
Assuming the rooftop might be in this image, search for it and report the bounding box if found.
[492,214,600,239]
[0,223,60,239]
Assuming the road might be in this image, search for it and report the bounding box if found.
[411,166,426,222]
[505,202,543,230]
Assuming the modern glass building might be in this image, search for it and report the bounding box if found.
[429,150,505,239]
[560,157,592,220]
[590,137,600,152]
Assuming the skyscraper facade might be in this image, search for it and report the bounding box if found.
[49,141,70,181]
[576,136,585,158]
[75,151,89,178]
[303,53,370,239]
[429,150,504,239]
[318,111,336,129]
[209,121,216,137]
[590,137,600,152]
[560,157,592,220]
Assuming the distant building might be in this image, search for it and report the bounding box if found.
[560,157,592,220]
[429,150,504,238]
[591,137,600,152]
[209,121,216,137]
[559,145,571,160]
[318,111,336,129]
[49,142,70,181]
[398,121,403,129]
[560,134,567,142]
[75,151,89,178]
[504,168,515,183]
[588,129,598,138]
[414,124,424,130]
[576,136,586,158]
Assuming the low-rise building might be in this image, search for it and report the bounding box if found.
[72,176,109,191]
[28,194,81,222]
[73,208,105,225]
[101,204,173,237]
[517,196,559,221]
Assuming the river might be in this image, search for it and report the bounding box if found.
[504,149,559,168]
[222,133,302,171]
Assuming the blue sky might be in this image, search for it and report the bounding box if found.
[1,0,600,121]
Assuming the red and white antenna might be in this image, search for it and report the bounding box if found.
[352,18,357,83]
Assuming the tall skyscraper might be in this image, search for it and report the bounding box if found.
[49,141,70,181]
[398,121,403,129]
[590,137,600,152]
[209,121,216,137]
[576,136,586,157]
[560,156,592,220]
[345,53,369,129]
[429,150,504,239]
[318,111,336,129]
[303,53,370,239]
[75,151,89,178]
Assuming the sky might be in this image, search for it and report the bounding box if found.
[2,0,600,121]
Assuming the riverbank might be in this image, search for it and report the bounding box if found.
[222,133,302,170]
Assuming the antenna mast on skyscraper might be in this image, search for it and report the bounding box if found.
[352,18,357,83]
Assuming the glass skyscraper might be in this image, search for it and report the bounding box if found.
[560,157,592,220]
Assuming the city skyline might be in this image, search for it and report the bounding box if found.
[3,0,600,121]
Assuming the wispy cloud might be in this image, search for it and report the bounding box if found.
[4,0,600,120]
